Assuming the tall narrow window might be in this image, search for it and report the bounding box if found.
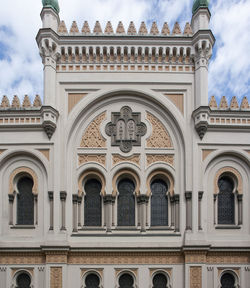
[151,179,168,226]
[16,273,31,288]
[84,179,102,226]
[119,273,134,288]
[17,177,34,225]
[118,179,135,226]
[221,273,235,288]
[218,176,235,224]
[153,273,168,288]
[85,273,100,288]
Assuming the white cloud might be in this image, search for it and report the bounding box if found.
[0,0,249,103]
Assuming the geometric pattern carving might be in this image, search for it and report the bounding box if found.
[147,154,174,166]
[105,106,147,153]
[50,267,62,288]
[78,154,106,166]
[80,112,106,148]
[112,154,140,166]
[190,266,202,288]
[146,112,173,148]
[9,167,38,195]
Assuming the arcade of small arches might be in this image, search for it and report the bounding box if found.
[6,160,244,233]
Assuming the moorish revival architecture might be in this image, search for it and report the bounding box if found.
[0,0,250,287]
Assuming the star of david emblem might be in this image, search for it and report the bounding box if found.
[105,106,147,153]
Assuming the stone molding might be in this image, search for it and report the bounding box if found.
[78,154,106,167]
[112,169,140,196]
[146,154,174,167]
[146,169,174,196]
[112,154,140,167]
[50,267,62,288]
[190,266,202,288]
[78,170,106,196]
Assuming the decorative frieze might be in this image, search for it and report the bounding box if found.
[0,253,45,265]
[112,154,140,166]
[209,96,249,111]
[146,154,174,166]
[78,154,106,166]
[50,267,62,288]
[190,266,202,288]
[80,112,106,148]
[146,112,173,148]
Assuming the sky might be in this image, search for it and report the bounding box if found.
[0,0,249,104]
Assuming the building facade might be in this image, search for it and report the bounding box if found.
[0,0,250,287]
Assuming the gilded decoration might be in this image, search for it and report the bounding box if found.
[78,154,106,166]
[214,167,243,194]
[50,267,62,288]
[80,112,106,148]
[185,251,207,264]
[0,253,45,265]
[11,268,34,277]
[190,266,202,288]
[164,94,184,114]
[46,252,68,264]
[78,170,106,196]
[115,268,138,277]
[146,112,173,148]
[149,268,172,277]
[202,149,216,161]
[147,170,174,196]
[9,167,38,195]
[207,252,250,264]
[37,149,50,161]
[112,154,140,166]
[68,93,88,113]
[81,268,103,278]
[68,252,184,265]
[146,154,174,167]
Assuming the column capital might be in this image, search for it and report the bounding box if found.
[174,194,180,203]
[48,191,54,200]
[137,195,149,204]
[103,195,113,204]
[8,194,14,202]
[198,191,204,200]
[60,191,67,201]
[237,194,243,201]
[185,191,192,200]
[72,194,78,204]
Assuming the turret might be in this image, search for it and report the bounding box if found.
[41,0,60,31]
[191,0,210,34]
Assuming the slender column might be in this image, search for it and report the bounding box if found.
[34,194,38,225]
[170,196,175,228]
[72,195,78,232]
[104,195,113,232]
[60,191,67,230]
[8,194,14,225]
[237,194,243,225]
[185,191,192,230]
[198,191,203,230]
[174,195,180,232]
[77,195,82,227]
[112,197,115,226]
[48,191,54,230]
[137,195,149,232]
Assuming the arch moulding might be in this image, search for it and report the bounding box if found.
[146,169,174,196]
[78,170,106,196]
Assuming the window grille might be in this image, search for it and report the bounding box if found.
[218,176,235,224]
[16,273,31,288]
[119,273,134,288]
[221,273,235,288]
[117,179,135,226]
[85,273,100,288]
[84,179,102,226]
[17,177,34,225]
[151,179,168,226]
[153,273,168,288]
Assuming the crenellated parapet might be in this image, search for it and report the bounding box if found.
[0,95,59,139]
[193,96,250,139]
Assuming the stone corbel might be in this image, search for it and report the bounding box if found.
[192,106,210,139]
[41,106,59,139]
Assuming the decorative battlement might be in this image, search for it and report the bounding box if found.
[57,20,193,37]
[209,96,250,111]
[0,95,42,109]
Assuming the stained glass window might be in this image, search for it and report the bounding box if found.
[119,273,134,288]
[84,179,102,226]
[218,176,235,224]
[16,273,31,288]
[117,179,135,226]
[85,273,100,288]
[17,177,34,225]
[221,273,235,288]
[153,273,168,288]
[151,179,168,226]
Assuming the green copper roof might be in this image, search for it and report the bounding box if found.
[192,0,209,14]
[42,0,60,14]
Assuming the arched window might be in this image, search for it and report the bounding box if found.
[151,179,168,226]
[119,273,134,288]
[85,273,100,288]
[84,179,102,226]
[218,176,235,224]
[220,273,235,288]
[117,179,135,226]
[153,273,168,288]
[17,177,34,225]
[16,272,31,288]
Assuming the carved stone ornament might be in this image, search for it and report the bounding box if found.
[105,106,147,153]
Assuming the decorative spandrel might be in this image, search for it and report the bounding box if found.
[105,106,147,153]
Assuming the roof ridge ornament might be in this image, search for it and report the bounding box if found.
[82,21,91,34]
[139,22,148,35]
[161,22,170,35]
[150,22,159,35]
[116,21,125,34]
